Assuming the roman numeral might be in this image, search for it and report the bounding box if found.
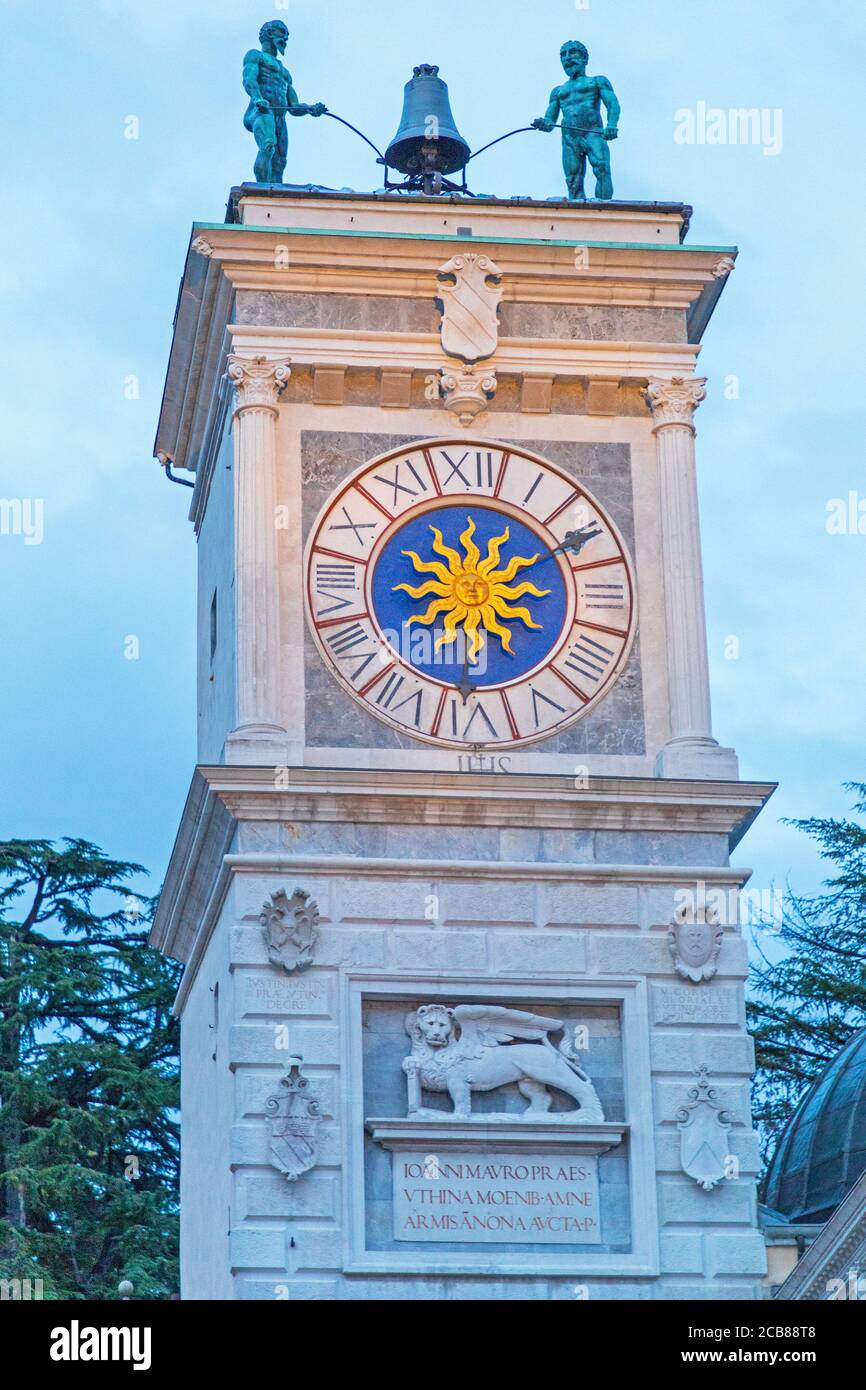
[373,673,424,727]
[585,581,625,610]
[374,671,406,708]
[328,506,377,546]
[324,622,381,681]
[530,685,567,727]
[372,459,428,508]
[522,472,544,506]
[473,451,494,487]
[562,634,615,684]
[316,563,356,589]
[393,690,424,727]
[439,450,471,487]
[315,562,357,615]
[451,700,498,741]
[326,621,368,655]
[436,449,496,489]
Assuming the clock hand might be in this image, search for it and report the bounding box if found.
[448,526,603,699]
[523,523,604,572]
[456,651,475,704]
[446,527,602,701]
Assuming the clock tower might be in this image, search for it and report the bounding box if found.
[151,185,773,1299]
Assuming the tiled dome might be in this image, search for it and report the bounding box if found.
[764,1027,866,1223]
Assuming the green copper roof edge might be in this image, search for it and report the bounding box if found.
[191,222,737,255]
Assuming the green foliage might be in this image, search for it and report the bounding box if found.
[0,839,180,1299]
[749,783,866,1170]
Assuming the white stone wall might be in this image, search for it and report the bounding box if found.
[178,830,766,1300]
[196,421,237,765]
[179,895,234,1301]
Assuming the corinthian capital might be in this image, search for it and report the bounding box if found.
[228,355,291,412]
[646,377,707,432]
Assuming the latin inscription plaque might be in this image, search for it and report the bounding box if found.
[392,1150,601,1244]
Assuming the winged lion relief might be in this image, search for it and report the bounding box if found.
[401,1003,605,1122]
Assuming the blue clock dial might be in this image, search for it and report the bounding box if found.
[370,505,568,688]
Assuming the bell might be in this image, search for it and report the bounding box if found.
[385,64,471,180]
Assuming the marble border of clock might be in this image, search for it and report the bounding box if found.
[303,437,637,751]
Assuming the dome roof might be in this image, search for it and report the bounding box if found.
[764,1027,866,1223]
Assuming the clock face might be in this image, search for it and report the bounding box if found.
[304,440,636,750]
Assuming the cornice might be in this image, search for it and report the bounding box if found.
[227,323,700,380]
[151,766,772,993]
[156,220,731,473]
[194,223,732,311]
[149,771,235,958]
[232,271,704,311]
[223,852,749,886]
[154,254,231,479]
[198,763,773,835]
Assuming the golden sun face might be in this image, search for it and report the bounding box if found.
[393,515,551,664]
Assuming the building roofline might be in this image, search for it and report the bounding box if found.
[225,183,696,243]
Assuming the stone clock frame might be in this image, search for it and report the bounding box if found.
[302,437,638,751]
[341,972,659,1278]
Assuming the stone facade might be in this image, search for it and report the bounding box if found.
[168,787,765,1298]
[151,190,768,1300]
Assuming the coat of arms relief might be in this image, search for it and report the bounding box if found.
[260,887,319,973]
[667,899,724,983]
[401,1003,606,1121]
[266,1058,322,1183]
[436,253,503,424]
[675,1067,734,1192]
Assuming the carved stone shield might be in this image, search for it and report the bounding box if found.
[266,1059,322,1183]
[676,1067,733,1192]
[437,254,503,363]
[668,902,723,983]
[260,887,319,974]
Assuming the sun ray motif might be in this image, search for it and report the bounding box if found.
[458,517,481,572]
[393,515,551,664]
[484,551,540,585]
[398,548,453,584]
[477,527,508,577]
[430,528,463,575]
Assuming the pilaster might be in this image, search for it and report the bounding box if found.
[224,355,291,765]
[646,377,737,780]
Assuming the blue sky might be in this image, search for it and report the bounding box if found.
[0,0,863,907]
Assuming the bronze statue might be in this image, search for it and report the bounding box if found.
[533,40,620,201]
[243,21,327,184]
